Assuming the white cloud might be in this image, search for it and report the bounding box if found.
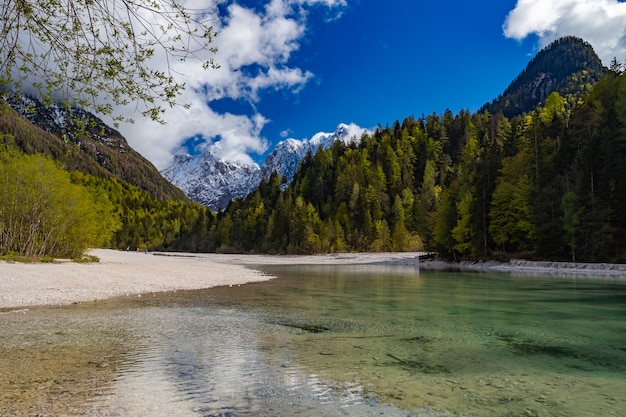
[108,0,346,169]
[503,0,626,65]
[121,93,269,166]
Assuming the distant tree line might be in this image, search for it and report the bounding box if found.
[0,136,214,259]
[2,66,624,263]
[210,69,626,262]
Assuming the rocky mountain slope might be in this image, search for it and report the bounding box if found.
[165,37,607,211]
[480,36,606,117]
[162,142,264,213]
[161,123,364,211]
[1,93,187,201]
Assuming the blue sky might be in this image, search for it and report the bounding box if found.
[249,1,535,146]
[113,0,626,168]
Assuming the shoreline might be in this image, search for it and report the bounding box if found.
[417,258,626,278]
[1,249,625,309]
[0,249,270,309]
[0,249,425,309]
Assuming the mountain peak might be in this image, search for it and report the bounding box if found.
[2,93,187,201]
[162,123,366,211]
[481,36,606,117]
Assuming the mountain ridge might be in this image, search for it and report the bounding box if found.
[1,93,187,201]
[161,123,366,211]
[480,36,606,117]
[164,37,607,211]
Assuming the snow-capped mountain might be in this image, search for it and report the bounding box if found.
[162,123,366,211]
[161,142,263,212]
[4,93,122,148]
[261,123,361,183]
[3,92,187,201]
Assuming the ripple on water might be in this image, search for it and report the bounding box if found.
[3,268,626,417]
[77,306,377,417]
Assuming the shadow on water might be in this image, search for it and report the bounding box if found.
[1,264,625,417]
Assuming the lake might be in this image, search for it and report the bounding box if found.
[1,265,625,416]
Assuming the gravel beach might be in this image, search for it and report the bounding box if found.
[0,249,424,309]
[2,249,625,309]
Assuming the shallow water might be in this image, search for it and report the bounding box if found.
[1,265,625,417]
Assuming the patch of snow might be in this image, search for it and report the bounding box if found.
[162,124,369,211]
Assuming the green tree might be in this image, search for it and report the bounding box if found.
[449,120,483,258]
[540,92,567,124]
[452,191,475,256]
[489,154,535,253]
[391,195,409,250]
[0,0,218,124]
[561,191,581,262]
[216,213,234,252]
[0,152,120,257]
[432,186,458,259]
[384,144,402,196]
[371,219,391,251]
[413,159,439,245]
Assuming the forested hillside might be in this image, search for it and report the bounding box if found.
[0,100,215,258]
[0,98,187,201]
[481,37,606,118]
[2,36,624,262]
[210,68,626,262]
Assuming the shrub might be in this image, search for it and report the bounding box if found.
[0,151,120,258]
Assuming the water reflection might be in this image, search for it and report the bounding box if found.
[96,304,421,417]
[238,265,626,416]
[1,266,625,417]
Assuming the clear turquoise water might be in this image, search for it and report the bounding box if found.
[1,265,625,417]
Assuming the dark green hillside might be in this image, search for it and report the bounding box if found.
[481,36,606,118]
[211,66,626,262]
[0,99,214,256]
[0,98,186,202]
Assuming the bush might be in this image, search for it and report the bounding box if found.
[0,151,120,258]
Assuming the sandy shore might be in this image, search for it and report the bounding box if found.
[2,249,625,309]
[0,249,424,309]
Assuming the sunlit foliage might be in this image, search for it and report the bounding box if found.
[0,0,218,125]
[0,149,119,258]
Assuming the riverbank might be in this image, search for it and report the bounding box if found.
[0,249,424,309]
[417,258,626,278]
[2,249,625,309]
